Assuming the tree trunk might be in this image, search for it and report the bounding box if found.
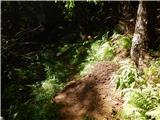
[130,1,157,66]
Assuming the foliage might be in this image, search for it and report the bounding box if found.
[143,59,160,84]
[146,105,160,120]
[80,33,131,76]
[31,76,64,120]
[114,59,160,120]
[88,40,114,61]
[121,84,160,120]
[2,1,160,120]
[4,32,132,119]
[2,35,91,120]
[114,35,132,49]
[79,35,114,76]
[65,0,75,17]
[113,59,138,89]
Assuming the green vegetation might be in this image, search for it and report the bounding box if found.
[2,27,132,120]
[2,1,160,120]
[3,29,160,120]
[113,59,138,89]
[80,33,132,76]
[114,58,160,120]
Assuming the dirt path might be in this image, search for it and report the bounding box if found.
[52,61,123,120]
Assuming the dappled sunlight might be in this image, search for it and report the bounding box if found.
[113,58,160,120]
[53,61,121,120]
[2,1,160,120]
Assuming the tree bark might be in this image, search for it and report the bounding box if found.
[130,1,157,66]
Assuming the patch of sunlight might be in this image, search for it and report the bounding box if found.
[90,40,101,53]
[96,42,114,60]
[42,80,53,90]
[80,62,95,76]
[121,104,145,119]
[32,74,64,102]
[110,32,122,41]
[0,116,4,120]
[113,58,138,89]
[146,105,160,120]
[13,112,18,119]
[143,59,160,83]
[121,84,160,120]
[115,36,132,49]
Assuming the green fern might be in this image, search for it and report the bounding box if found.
[146,105,160,120]
[143,59,160,84]
[113,59,138,89]
[125,90,154,110]
[121,84,160,120]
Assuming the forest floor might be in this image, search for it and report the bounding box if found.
[53,61,124,120]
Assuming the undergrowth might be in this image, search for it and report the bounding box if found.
[27,32,159,120]
[114,58,160,120]
[30,32,132,120]
[6,31,159,120]
[80,32,132,76]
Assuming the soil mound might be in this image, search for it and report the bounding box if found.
[53,61,123,120]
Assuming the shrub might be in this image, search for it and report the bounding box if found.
[113,59,138,89]
[121,84,160,120]
[115,59,160,120]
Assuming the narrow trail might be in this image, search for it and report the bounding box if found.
[53,61,123,120]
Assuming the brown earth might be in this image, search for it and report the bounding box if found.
[52,61,123,120]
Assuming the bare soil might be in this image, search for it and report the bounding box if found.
[52,61,123,120]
